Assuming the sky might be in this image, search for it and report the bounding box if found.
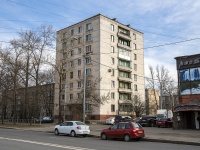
[1,0,200,83]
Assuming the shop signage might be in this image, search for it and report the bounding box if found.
[179,58,200,68]
[174,105,200,112]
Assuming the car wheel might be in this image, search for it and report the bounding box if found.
[70,130,76,137]
[124,134,130,142]
[83,134,87,137]
[55,129,59,135]
[101,133,107,140]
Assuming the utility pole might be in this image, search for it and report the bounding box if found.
[160,82,163,110]
[83,55,86,123]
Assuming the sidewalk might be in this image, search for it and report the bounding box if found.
[1,123,200,146]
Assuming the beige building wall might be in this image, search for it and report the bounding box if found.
[54,14,145,120]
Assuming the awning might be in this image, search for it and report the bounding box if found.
[173,99,200,112]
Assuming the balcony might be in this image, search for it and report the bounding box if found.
[118,65,132,72]
[117,43,132,50]
[117,32,131,40]
[118,99,132,104]
[118,77,132,83]
[118,88,132,93]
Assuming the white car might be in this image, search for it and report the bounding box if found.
[54,121,90,137]
[105,117,115,125]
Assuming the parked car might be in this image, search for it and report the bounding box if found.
[156,118,173,128]
[35,116,53,123]
[105,117,115,125]
[54,121,90,137]
[135,116,157,127]
[114,115,132,124]
[101,122,145,142]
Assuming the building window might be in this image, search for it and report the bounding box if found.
[86,68,91,75]
[133,43,137,50]
[70,94,73,100]
[119,71,131,78]
[118,38,130,47]
[111,35,114,42]
[70,72,73,79]
[111,57,115,64]
[134,53,137,60]
[134,64,137,71]
[119,93,131,100]
[78,48,81,54]
[78,26,82,33]
[78,81,81,88]
[111,69,115,76]
[62,94,65,100]
[134,84,137,91]
[111,24,114,31]
[71,29,74,36]
[111,80,115,88]
[86,23,92,31]
[78,37,82,44]
[86,45,91,54]
[111,46,114,53]
[70,61,74,67]
[77,93,81,99]
[133,33,136,40]
[119,59,130,68]
[78,59,81,66]
[134,74,137,81]
[70,50,74,56]
[78,70,81,77]
[86,80,91,87]
[85,103,91,111]
[86,57,91,64]
[70,82,73,89]
[111,92,115,99]
[119,82,131,89]
[86,34,92,41]
[111,104,115,112]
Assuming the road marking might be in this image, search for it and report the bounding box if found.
[0,136,95,150]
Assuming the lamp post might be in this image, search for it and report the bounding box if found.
[83,55,86,123]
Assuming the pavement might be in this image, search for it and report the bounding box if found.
[0,123,200,146]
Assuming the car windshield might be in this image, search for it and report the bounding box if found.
[75,121,86,125]
[132,122,142,128]
[157,114,164,118]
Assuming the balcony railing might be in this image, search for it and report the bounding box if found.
[118,65,132,72]
[118,77,132,83]
[118,88,132,93]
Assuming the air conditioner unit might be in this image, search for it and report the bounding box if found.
[108,69,112,72]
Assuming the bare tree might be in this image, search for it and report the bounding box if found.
[131,93,145,117]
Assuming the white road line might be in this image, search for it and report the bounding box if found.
[0,137,95,150]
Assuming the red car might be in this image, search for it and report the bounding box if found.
[101,122,145,142]
[156,118,173,128]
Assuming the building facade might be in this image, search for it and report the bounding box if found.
[174,54,200,129]
[55,14,145,121]
[145,89,159,115]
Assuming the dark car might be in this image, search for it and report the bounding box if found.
[135,116,157,127]
[156,118,173,128]
[35,116,54,123]
[101,122,145,142]
[114,115,132,124]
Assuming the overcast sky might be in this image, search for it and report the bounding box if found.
[1,0,200,82]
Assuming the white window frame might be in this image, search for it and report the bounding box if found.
[111,92,115,99]
[86,34,92,41]
[111,46,114,53]
[111,35,114,42]
[86,68,91,75]
[86,45,91,53]
[111,24,114,31]
[86,57,91,64]
[78,26,82,33]
[86,23,92,31]
[111,80,115,88]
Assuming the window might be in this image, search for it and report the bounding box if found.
[78,48,81,54]
[62,94,65,100]
[85,103,91,111]
[70,94,73,100]
[111,80,115,88]
[133,33,136,40]
[118,27,129,35]
[70,82,73,89]
[62,42,67,48]
[77,93,81,99]
[78,37,82,44]
[119,71,131,78]
[86,23,92,31]
[71,29,74,35]
[111,69,114,76]
[134,84,137,91]
[70,72,73,79]
[111,46,114,53]
[119,48,130,58]
[86,45,91,53]
[134,64,137,71]
[86,57,91,64]
[111,92,115,99]
[119,93,131,100]
[111,104,115,112]
[111,35,114,42]
[111,57,115,64]
[133,43,136,50]
[78,59,81,66]
[86,68,91,75]
[70,50,74,56]
[86,34,92,41]
[78,26,82,33]
[119,82,131,89]
[111,24,114,31]
[134,74,137,81]
[86,80,91,87]
[78,70,81,77]
[70,61,74,67]
[78,81,81,88]
[134,53,137,60]
[119,59,130,68]
[118,38,130,47]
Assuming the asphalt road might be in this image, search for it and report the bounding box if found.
[0,128,200,150]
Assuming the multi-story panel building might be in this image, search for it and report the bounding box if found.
[55,14,145,120]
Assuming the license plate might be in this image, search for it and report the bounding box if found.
[138,131,143,134]
[83,131,88,133]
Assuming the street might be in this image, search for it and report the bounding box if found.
[0,128,200,150]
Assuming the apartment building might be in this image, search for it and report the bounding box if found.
[54,14,145,120]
